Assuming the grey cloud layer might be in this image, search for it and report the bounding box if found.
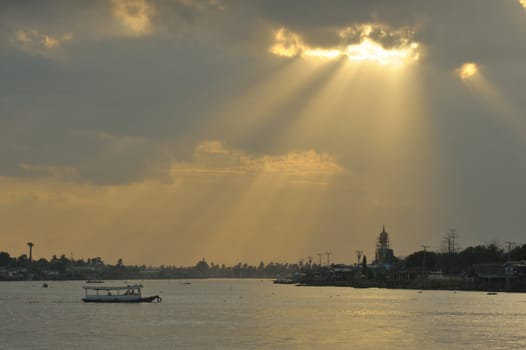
[2,0,526,260]
[1,0,526,185]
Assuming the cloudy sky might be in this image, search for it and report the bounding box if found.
[1,0,526,266]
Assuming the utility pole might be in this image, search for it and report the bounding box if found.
[355,250,363,267]
[505,241,516,291]
[325,252,332,266]
[451,230,455,255]
[317,253,323,267]
[421,245,430,286]
[447,229,456,275]
[505,241,515,262]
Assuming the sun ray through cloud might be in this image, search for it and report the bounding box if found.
[458,62,526,143]
[269,24,421,65]
[201,57,346,146]
[3,0,526,271]
[169,141,344,263]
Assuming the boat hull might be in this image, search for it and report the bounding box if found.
[82,295,161,303]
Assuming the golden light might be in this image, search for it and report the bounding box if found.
[42,35,60,49]
[345,39,419,65]
[15,30,32,43]
[13,29,73,52]
[170,141,343,263]
[112,0,155,35]
[304,48,342,59]
[520,0,526,8]
[458,62,478,79]
[460,65,526,142]
[269,27,304,57]
[269,26,420,65]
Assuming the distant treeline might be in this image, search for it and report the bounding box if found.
[0,252,301,280]
[404,243,526,274]
[2,242,526,280]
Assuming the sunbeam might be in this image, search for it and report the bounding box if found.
[459,62,526,142]
[201,57,343,145]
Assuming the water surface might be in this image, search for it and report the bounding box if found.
[1,279,525,349]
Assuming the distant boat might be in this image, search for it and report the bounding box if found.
[82,284,162,303]
[273,277,294,284]
[42,283,48,288]
[86,280,104,284]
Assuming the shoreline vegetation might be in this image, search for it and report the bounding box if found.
[2,242,526,292]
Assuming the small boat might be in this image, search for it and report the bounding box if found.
[273,277,295,284]
[82,284,162,303]
[42,283,48,288]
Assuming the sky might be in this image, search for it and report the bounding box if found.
[1,0,526,266]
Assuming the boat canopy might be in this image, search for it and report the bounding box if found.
[82,284,143,291]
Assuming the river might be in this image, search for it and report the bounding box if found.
[1,279,525,349]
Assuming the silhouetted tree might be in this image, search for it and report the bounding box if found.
[0,252,12,266]
[510,244,526,261]
[17,254,29,267]
[405,250,438,270]
[458,244,505,266]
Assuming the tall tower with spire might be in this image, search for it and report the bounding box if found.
[374,226,394,264]
[27,242,34,263]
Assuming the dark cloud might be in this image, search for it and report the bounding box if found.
[1,0,525,135]
[230,0,526,66]
[1,0,526,251]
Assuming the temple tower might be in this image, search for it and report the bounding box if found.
[374,226,394,264]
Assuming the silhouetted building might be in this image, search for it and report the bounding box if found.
[374,225,394,264]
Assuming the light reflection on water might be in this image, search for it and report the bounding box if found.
[1,279,526,349]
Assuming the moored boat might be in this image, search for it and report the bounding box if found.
[82,284,161,303]
[273,277,295,284]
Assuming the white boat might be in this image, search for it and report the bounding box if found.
[82,284,161,303]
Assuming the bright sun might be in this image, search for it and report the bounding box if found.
[343,39,419,65]
[270,26,420,65]
[458,62,478,79]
